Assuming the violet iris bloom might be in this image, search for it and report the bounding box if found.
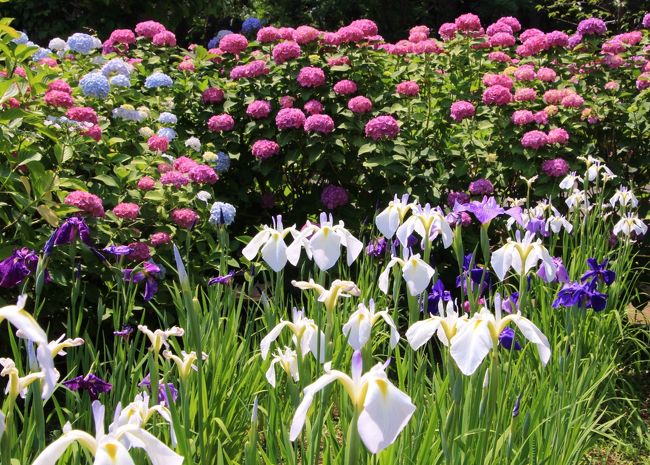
[538,257,569,283]
[456,253,490,294]
[502,292,519,313]
[113,324,134,339]
[208,270,235,285]
[552,281,608,311]
[498,327,522,350]
[139,374,178,405]
[581,258,615,286]
[123,261,164,301]
[526,218,550,237]
[103,245,132,256]
[366,237,387,257]
[62,373,112,400]
[427,279,451,314]
[43,217,93,256]
[467,196,504,224]
[0,248,38,288]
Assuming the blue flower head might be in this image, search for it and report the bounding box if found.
[208,30,233,48]
[215,151,230,173]
[158,127,177,141]
[12,31,30,45]
[101,58,131,77]
[80,72,110,98]
[158,112,177,124]
[144,72,173,89]
[241,18,262,35]
[209,202,236,226]
[32,48,53,61]
[110,75,131,87]
[67,33,97,54]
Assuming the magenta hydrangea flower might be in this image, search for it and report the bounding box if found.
[279,95,295,109]
[170,208,199,229]
[135,21,165,38]
[455,13,482,32]
[219,33,248,53]
[490,32,515,47]
[486,22,513,36]
[251,139,280,159]
[321,185,349,209]
[160,171,190,188]
[137,176,156,191]
[127,242,151,262]
[561,94,584,108]
[48,79,72,93]
[65,191,105,217]
[542,158,570,177]
[534,110,549,125]
[333,79,357,95]
[482,85,512,105]
[173,156,199,173]
[514,65,536,81]
[547,128,569,144]
[545,31,569,48]
[337,25,365,42]
[577,18,607,36]
[349,19,378,36]
[521,130,548,149]
[188,165,219,184]
[150,232,171,247]
[272,41,301,64]
[304,114,335,134]
[112,202,140,220]
[257,26,280,43]
[514,88,537,102]
[66,106,98,124]
[328,56,350,66]
[44,90,74,108]
[511,110,534,126]
[450,100,475,122]
[483,73,513,88]
[536,67,557,82]
[207,114,235,132]
[202,87,225,104]
[468,178,494,195]
[276,108,306,130]
[109,29,136,44]
[304,99,323,115]
[396,81,420,96]
[643,13,650,29]
[152,30,176,46]
[364,115,400,140]
[246,100,272,119]
[297,66,326,88]
[348,96,372,113]
[293,25,320,44]
[438,22,457,40]
[82,125,102,141]
[147,135,169,153]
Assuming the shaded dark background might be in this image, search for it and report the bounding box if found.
[3,0,649,46]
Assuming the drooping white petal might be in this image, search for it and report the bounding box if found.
[506,315,551,366]
[290,373,339,441]
[395,217,416,248]
[241,229,271,261]
[405,318,442,350]
[375,208,400,239]
[36,344,59,400]
[121,427,184,465]
[261,234,288,272]
[31,430,97,465]
[536,245,557,283]
[358,377,416,453]
[378,258,400,294]
[309,228,342,271]
[338,228,363,266]
[342,312,372,351]
[306,327,326,363]
[0,300,48,345]
[260,321,291,360]
[377,311,400,349]
[401,257,434,296]
[449,320,494,376]
[491,243,513,281]
[265,359,279,387]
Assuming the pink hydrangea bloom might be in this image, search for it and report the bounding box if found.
[178,60,195,72]
[348,96,373,113]
[82,125,102,141]
[44,90,74,107]
[536,67,557,82]
[577,18,607,36]
[396,81,420,96]
[277,27,295,40]
[150,232,172,247]
[511,109,534,125]
[450,100,475,122]
[297,66,326,87]
[365,115,400,140]
[293,25,320,44]
[455,13,482,32]
[219,34,248,53]
[64,191,105,217]
[246,100,272,119]
[561,93,584,108]
[152,30,176,46]
[160,171,189,187]
[127,242,150,262]
[113,202,140,219]
[66,106,98,124]
[547,128,569,144]
[251,140,280,159]
[202,87,225,104]
[438,23,457,40]
[490,32,516,47]
[321,32,342,46]
[304,99,323,115]
[304,114,335,134]
[542,158,570,177]
[48,79,72,93]
[109,29,136,44]
[497,16,521,32]
[521,130,548,149]
[349,19,378,37]
[488,51,512,62]
[545,31,569,48]
[333,79,357,95]
[514,65,536,81]
[514,88,537,101]
[207,114,235,132]
[280,95,295,108]
[534,110,549,125]
[171,157,197,174]
[272,41,301,64]
[171,209,199,229]
[604,81,620,91]
[543,89,569,104]
[147,135,169,153]
[482,85,512,105]
[328,56,350,66]
[137,176,156,191]
[157,163,172,174]
[482,73,513,88]
[486,22,513,36]
[257,27,281,43]
[276,108,306,130]
[321,185,349,209]
[188,164,218,184]
[337,25,365,43]
[135,21,166,38]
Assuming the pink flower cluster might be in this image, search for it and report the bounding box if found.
[396,81,420,97]
[272,41,301,64]
[147,135,169,152]
[482,85,512,105]
[365,115,400,140]
[112,202,140,220]
[246,100,272,119]
[137,176,156,191]
[450,101,475,122]
[304,114,335,134]
[297,67,326,87]
[276,108,306,130]
[188,165,219,184]
[66,106,98,124]
[348,96,372,113]
[150,232,171,247]
[230,60,270,79]
[171,208,199,229]
[64,191,105,217]
[252,140,280,159]
[202,87,225,104]
[542,158,570,177]
[333,80,357,95]
[207,114,235,132]
[219,34,249,54]
[304,99,323,114]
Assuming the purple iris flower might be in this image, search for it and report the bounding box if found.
[498,327,522,350]
[552,281,608,311]
[538,257,569,283]
[0,248,38,288]
[502,292,519,314]
[43,217,93,256]
[526,218,550,237]
[62,373,112,400]
[139,374,179,405]
[427,279,451,314]
[208,270,235,285]
[366,237,387,257]
[113,324,134,339]
[393,233,419,251]
[467,196,504,225]
[512,395,522,417]
[456,253,490,294]
[581,258,615,286]
[103,245,132,256]
[123,261,164,301]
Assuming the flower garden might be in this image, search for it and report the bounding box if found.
[0,10,649,465]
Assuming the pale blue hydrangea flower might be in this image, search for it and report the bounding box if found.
[110,75,131,87]
[196,191,212,203]
[215,152,230,173]
[80,72,110,98]
[48,37,67,51]
[184,137,201,151]
[67,33,98,54]
[209,202,236,226]
[144,72,173,88]
[32,48,52,61]
[112,106,145,121]
[158,112,177,124]
[158,127,177,141]
[101,58,131,77]
[12,32,29,45]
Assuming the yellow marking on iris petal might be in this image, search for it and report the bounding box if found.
[105,443,119,462]
[375,379,389,397]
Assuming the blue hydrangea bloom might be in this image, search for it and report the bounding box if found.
[32,48,52,61]
[80,72,110,98]
[209,202,236,226]
[215,151,230,173]
[109,75,131,87]
[241,18,262,35]
[158,112,177,124]
[144,72,173,89]
[67,33,97,54]
[208,29,233,48]
[158,127,177,141]
[101,58,130,77]
[12,32,29,45]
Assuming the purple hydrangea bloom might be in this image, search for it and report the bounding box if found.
[0,248,38,288]
[468,178,494,196]
[62,373,112,400]
[123,261,164,301]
